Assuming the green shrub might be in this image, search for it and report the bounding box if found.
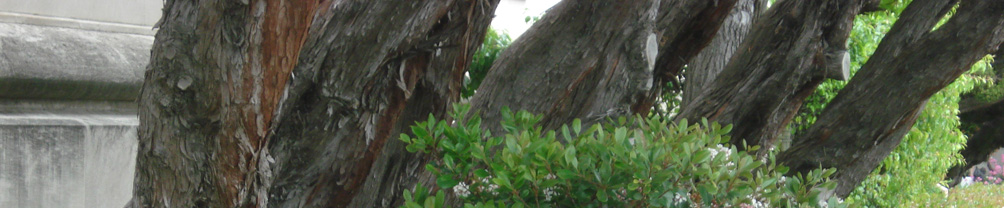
[462,28,511,99]
[399,104,842,207]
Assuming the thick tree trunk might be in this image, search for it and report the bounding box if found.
[676,0,865,154]
[469,0,661,132]
[681,0,766,108]
[129,0,499,207]
[470,0,745,131]
[779,0,1004,197]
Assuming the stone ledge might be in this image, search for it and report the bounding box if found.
[0,22,153,101]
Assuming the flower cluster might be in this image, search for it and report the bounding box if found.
[454,182,471,198]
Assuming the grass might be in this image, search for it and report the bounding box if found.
[904,183,1004,207]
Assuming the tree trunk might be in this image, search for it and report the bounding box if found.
[468,0,661,133]
[681,0,766,108]
[676,0,866,154]
[470,0,746,131]
[779,0,1004,197]
[636,0,741,113]
[129,0,499,207]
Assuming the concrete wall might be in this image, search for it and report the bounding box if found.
[0,0,153,205]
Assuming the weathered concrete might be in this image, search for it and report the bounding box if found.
[0,113,137,208]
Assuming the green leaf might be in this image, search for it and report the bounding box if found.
[444,154,455,169]
[557,169,577,179]
[573,119,582,133]
[435,191,445,207]
[474,169,490,178]
[403,189,414,202]
[692,149,712,164]
[565,146,579,169]
[436,176,458,189]
[423,196,435,208]
[597,190,609,202]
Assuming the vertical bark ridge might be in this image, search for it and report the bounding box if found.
[681,0,766,108]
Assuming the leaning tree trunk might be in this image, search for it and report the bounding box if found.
[681,0,766,108]
[779,0,1004,197]
[468,0,660,133]
[470,0,742,131]
[129,0,499,207]
[676,0,865,155]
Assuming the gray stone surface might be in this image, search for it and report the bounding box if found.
[0,113,138,208]
[0,0,160,26]
[0,22,153,101]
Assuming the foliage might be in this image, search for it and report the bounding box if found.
[462,28,512,99]
[400,104,842,207]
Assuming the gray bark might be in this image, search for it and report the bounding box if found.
[779,0,1004,197]
[469,0,661,133]
[676,0,867,155]
[681,0,766,108]
[129,0,499,207]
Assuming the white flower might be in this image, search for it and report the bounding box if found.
[545,173,557,180]
[544,187,558,201]
[673,193,688,205]
[453,182,470,198]
[748,196,768,208]
[479,176,499,195]
[717,144,731,158]
[708,144,732,160]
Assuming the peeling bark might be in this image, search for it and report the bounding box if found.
[779,0,1004,197]
[130,0,499,207]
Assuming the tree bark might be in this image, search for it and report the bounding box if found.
[676,0,866,154]
[681,0,766,108]
[129,0,499,207]
[469,0,661,133]
[779,0,1004,197]
[636,0,741,113]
